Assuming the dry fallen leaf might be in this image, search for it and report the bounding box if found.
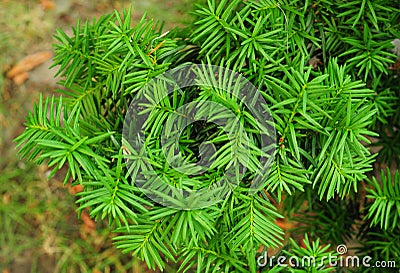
[6,51,53,85]
[81,210,96,234]
[40,0,56,10]
[309,55,322,70]
[69,184,84,195]
[388,59,400,73]
[12,71,29,85]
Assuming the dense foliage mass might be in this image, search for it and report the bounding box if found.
[16,0,400,272]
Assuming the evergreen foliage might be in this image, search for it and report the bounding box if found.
[15,1,400,272]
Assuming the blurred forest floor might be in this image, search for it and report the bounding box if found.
[0,1,194,272]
